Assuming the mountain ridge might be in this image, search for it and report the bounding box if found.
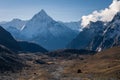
[67,12,120,51]
[20,9,78,50]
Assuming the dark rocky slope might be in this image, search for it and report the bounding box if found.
[18,41,48,53]
[0,26,21,52]
[0,45,24,72]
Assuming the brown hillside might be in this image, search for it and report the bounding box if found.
[64,47,120,79]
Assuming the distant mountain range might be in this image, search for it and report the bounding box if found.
[0,10,79,51]
[0,10,120,52]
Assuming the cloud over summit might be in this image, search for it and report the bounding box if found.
[81,0,120,27]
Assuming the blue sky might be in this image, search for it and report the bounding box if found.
[0,0,112,22]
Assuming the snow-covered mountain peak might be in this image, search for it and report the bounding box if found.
[38,9,47,16]
[21,10,56,38]
[31,9,53,22]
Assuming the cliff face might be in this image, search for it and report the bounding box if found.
[68,12,120,51]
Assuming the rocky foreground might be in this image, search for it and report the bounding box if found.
[0,47,120,80]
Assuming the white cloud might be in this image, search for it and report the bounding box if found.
[81,0,120,27]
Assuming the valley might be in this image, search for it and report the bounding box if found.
[0,0,120,80]
[0,47,120,80]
